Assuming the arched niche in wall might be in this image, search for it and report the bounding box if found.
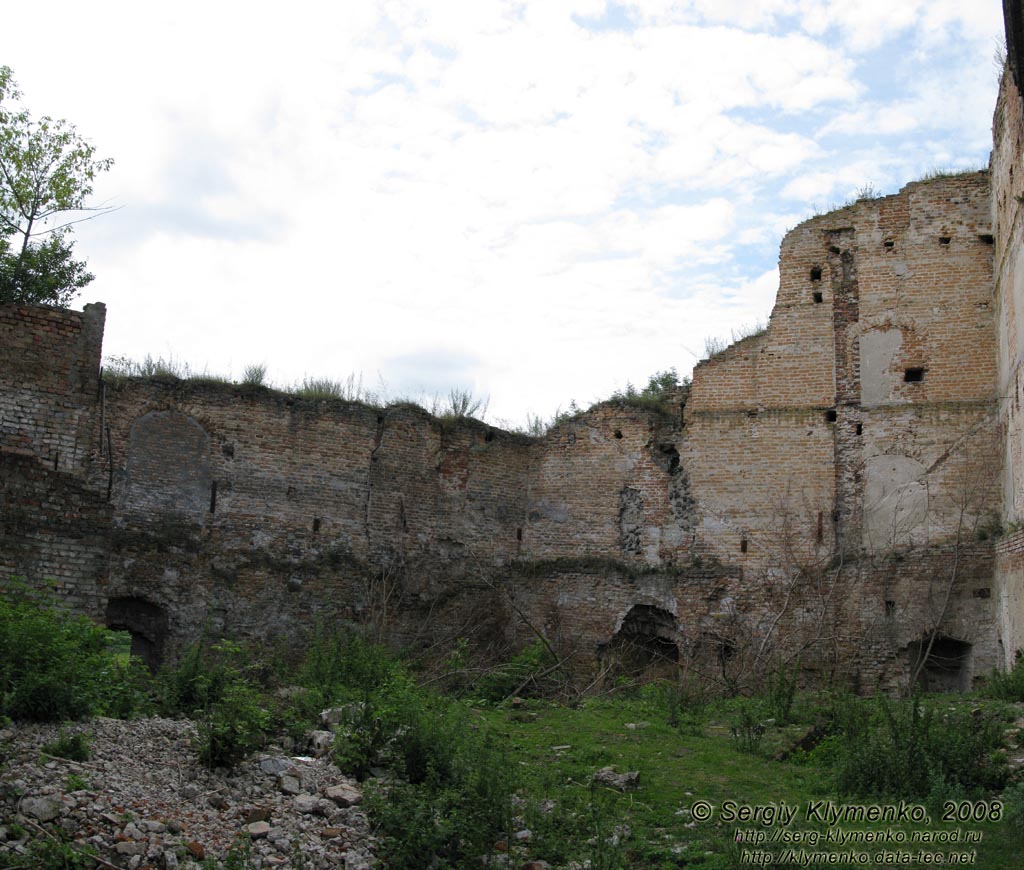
[863,454,929,551]
[124,410,212,521]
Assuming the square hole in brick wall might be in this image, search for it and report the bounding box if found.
[979,234,994,245]
[939,236,951,245]
[825,409,837,422]
[812,291,823,303]
[810,266,822,281]
[904,368,925,383]
[883,240,895,249]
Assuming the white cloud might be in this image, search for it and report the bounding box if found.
[3,0,1007,426]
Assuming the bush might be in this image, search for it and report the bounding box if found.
[474,639,556,702]
[826,695,1008,798]
[763,661,798,725]
[637,678,709,735]
[983,650,1024,701]
[728,700,767,754]
[156,638,270,768]
[0,590,138,722]
[41,729,90,762]
[197,678,270,769]
[610,368,688,416]
[296,624,397,703]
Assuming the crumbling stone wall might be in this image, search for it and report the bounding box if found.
[2,74,1021,690]
[992,60,1024,666]
[0,303,104,475]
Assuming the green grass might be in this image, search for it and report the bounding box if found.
[473,694,1024,869]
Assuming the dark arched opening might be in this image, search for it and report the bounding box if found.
[907,634,972,693]
[603,604,679,678]
[105,597,168,672]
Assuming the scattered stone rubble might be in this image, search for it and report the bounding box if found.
[0,716,376,868]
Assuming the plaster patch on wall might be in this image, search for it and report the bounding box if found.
[860,328,903,404]
[864,454,928,550]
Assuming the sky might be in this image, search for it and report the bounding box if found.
[1,0,1008,429]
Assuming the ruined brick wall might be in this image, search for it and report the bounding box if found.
[0,95,1015,691]
[992,65,1024,666]
[0,303,104,475]
[0,453,111,619]
[684,172,1001,687]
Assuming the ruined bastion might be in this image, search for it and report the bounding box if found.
[4,53,1024,695]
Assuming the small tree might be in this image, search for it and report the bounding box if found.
[0,66,113,307]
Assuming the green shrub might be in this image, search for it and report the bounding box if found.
[197,678,270,769]
[610,368,688,416]
[0,590,131,722]
[65,773,89,792]
[728,700,767,754]
[3,836,99,869]
[983,650,1024,701]
[41,729,90,762]
[763,661,798,725]
[367,727,516,868]
[474,639,556,702]
[296,623,397,702]
[241,362,267,386]
[826,695,1008,798]
[637,678,709,735]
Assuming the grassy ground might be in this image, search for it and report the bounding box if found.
[473,693,1023,869]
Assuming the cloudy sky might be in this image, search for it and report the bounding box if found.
[2,0,1007,428]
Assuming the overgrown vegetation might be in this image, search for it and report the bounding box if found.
[983,650,1024,701]
[0,589,146,722]
[4,593,1024,867]
[701,321,767,361]
[608,368,688,417]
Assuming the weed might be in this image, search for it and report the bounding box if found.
[41,729,90,762]
[0,589,136,722]
[241,362,267,386]
[610,368,689,417]
[702,322,768,362]
[433,387,488,422]
[475,639,556,702]
[983,650,1024,701]
[728,700,767,754]
[65,773,89,792]
[763,661,798,725]
[197,678,270,768]
[3,837,99,869]
[825,694,1008,798]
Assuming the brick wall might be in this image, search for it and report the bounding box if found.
[992,65,1024,667]
[0,303,104,476]
[0,106,1014,690]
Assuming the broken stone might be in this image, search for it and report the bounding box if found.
[325,783,363,808]
[308,730,334,757]
[278,774,302,796]
[244,806,273,824]
[593,766,639,792]
[185,841,205,860]
[115,841,147,856]
[260,757,292,776]
[245,821,271,838]
[294,794,318,814]
[20,795,63,822]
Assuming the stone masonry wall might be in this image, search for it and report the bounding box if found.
[0,302,104,476]
[993,64,1024,667]
[0,89,1017,690]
